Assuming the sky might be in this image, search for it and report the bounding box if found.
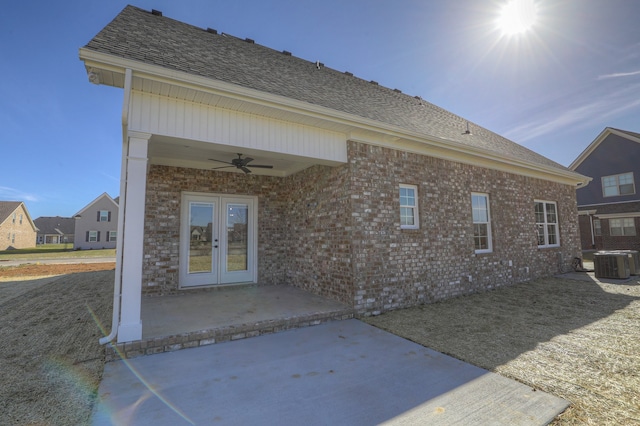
[1,0,639,219]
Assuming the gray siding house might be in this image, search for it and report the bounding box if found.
[80,6,588,347]
[570,127,640,251]
[73,193,119,250]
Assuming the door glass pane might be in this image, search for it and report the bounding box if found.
[227,204,248,272]
[189,202,213,274]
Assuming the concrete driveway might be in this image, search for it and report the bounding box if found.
[93,320,568,425]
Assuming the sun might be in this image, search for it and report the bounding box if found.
[497,0,538,36]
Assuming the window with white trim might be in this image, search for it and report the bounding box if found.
[602,172,635,197]
[471,193,492,253]
[610,218,636,236]
[108,231,117,242]
[593,219,601,236]
[88,231,98,242]
[399,184,419,229]
[99,210,110,222]
[535,201,559,247]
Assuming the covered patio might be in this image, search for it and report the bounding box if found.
[107,285,354,360]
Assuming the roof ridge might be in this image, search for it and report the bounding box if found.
[83,5,572,173]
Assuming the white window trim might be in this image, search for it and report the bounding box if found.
[108,231,117,242]
[593,219,602,237]
[609,217,636,237]
[601,172,635,197]
[88,230,98,242]
[399,184,419,230]
[471,192,492,254]
[99,210,110,222]
[535,200,560,248]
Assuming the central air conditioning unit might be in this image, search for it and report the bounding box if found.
[607,250,640,276]
[594,252,630,279]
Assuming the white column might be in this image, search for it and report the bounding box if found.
[117,131,150,343]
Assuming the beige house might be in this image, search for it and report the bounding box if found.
[80,6,588,346]
[73,193,119,250]
[0,201,37,250]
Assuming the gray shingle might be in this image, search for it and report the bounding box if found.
[0,201,22,224]
[33,217,75,235]
[84,5,569,172]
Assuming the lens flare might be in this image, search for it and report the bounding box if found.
[87,305,195,425]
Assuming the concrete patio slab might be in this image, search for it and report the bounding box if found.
[93,320,568,425]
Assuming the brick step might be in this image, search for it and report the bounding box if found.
[106,308,354,361]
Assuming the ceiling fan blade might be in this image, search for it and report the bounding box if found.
[241,157,254,166]
[209,158,234,165]
[212,165,234,170]
[247,164,273,169]
[240,167,252,174]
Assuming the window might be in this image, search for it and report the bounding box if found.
[610,218,636,236]
[12,213,16,223]
[471,193,492,253]
[593,219,601,236]
[11,233,15,243]
[399,184,419,229]
[98,210,110,222]
[108,231,117,242]
[535,201,559,247]
[87,231,99,242]
[19,214,23,224]
[602,172,635,197]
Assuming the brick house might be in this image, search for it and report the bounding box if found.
[569,127,640,251]
[0,201,37,250]
[73,193,119,250]
[80,6,588,344]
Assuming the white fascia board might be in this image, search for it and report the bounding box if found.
[80,49,589,186]
[578,210,597,215]
[596,212,640,219]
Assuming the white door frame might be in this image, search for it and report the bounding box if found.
[179,192,257,288]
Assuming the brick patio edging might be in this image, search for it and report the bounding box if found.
[105,310,354,361]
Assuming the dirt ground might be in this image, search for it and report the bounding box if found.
[2,262,639,425]
[0,264,114,425]
[0,262,115,280]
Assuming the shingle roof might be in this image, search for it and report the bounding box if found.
[0,201,22,224]
[33,217,75,235]
[84,5,569,172]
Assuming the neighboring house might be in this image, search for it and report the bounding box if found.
[73,193,119,250]
[0,201,37,250]
[569,127,640,251]
[80,6,588,344]
[34,216,75,245]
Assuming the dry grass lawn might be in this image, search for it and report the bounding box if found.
[365,274,640,425]
[1,261,639,425]
[0,265,114,425]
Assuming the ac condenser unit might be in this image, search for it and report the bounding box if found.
[607,250,640,276]
[594,252,630,279]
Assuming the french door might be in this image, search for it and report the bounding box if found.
[180,193,257,288]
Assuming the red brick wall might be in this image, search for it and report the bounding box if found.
[142,141,582,315]
[593,217,640,251]
[346,142,580,313]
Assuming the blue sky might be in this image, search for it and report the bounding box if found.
[2,0,639,219]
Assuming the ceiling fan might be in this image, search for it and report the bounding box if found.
[209,153,274,174]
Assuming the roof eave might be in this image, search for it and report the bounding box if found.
[80,49,590,187]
